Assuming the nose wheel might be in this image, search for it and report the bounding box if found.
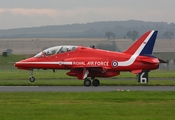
[29,76,35,82]
[84,78,100,87]
[29,69,35,82]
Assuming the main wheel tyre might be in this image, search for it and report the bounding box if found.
[92,79,100,87]
[29,77,35,82]
[84,79,91,87]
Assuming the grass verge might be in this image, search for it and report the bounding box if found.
[0,70,175,86]
[0,91,175,120]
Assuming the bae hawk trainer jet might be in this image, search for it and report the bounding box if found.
[15,30,161,87]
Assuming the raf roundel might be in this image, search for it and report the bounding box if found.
[112,60,118,68]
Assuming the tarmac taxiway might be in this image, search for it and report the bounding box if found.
[0,86,175,92]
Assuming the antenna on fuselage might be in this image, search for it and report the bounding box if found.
[89,45,95,49]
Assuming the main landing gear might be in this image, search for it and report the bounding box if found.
[29,69,35,82]
[84,78,100,87]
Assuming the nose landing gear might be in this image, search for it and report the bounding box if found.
[29,69,35,82]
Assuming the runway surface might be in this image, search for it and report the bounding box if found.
[0,86,175,92]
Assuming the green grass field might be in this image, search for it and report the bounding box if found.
[0,91,175,120]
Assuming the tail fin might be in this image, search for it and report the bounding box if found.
[124,30,158,56]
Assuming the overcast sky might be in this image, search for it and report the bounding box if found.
[0,0,175,29]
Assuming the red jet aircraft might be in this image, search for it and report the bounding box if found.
[15,30,161,87]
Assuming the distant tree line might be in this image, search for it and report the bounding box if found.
[105,30,174,41]
[97,39,120,51]
[105,32,116,40]
[163,31,174,39]
[0,20,175,39]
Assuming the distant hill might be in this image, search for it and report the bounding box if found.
[0,20,175,39]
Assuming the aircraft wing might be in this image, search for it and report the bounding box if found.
[72,66,111,73]
[67,66,118,80]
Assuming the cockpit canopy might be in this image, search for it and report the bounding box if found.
[34,45,78,57]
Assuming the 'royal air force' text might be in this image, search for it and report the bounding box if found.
[73,61,109,66]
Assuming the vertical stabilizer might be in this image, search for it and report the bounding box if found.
[124,30,158,56]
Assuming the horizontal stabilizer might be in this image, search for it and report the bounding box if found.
[140,58,159,64]
[158,58,167,63]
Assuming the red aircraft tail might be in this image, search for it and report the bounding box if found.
[124,30,158,56]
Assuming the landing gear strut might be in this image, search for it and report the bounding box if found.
[29,69,35,82]
[84,78,100,87]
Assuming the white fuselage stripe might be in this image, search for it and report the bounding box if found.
[118,30,154,66]
[17,61,72,65]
